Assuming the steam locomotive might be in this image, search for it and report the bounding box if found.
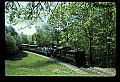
[21,44,86,67]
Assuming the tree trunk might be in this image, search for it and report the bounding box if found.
[89,38,93,67]
[107,31,111,67]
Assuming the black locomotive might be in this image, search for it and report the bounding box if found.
[21,44,86,67]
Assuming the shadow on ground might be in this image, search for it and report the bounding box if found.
[20,60,57,69]
[5,51,28,61]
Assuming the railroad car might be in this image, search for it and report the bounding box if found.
[21,44,86,67]
[52,47,86,67]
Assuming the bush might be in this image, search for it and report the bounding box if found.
[5,32,18,58]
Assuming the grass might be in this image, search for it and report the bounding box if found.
[5,51,98,76]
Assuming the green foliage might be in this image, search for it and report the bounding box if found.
[19,32,29,44]
[5,32,18,57]
[5,1,53,25]
[32,24,52,47]
[5,32,16,47]
[5,25,17,36]
[5,2,116,67]
[14,35,22,48]
[47,2,116,67]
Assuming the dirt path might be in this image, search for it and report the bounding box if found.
[25,51,116,77]
[55,60,116,77]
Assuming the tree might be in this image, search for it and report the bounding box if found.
[28,35,33,45]
[5,1,116,67]
[5,25,18,36]
[34,24,52,47]
[5,1,55,28]
[5,32,18,58]
[47,2,116,67]
[19,32,29,44]
[14,34,22,48]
